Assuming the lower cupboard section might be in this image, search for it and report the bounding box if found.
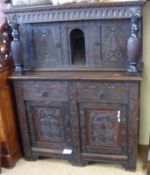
[13,80,139,170]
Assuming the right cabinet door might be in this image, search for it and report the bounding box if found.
[78,102,127,155]
[76,81,129,157]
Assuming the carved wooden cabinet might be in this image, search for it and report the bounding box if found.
[4,0,146,171]
[0,17,21,168]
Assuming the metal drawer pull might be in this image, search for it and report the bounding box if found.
[42,92,48,97]
[56,43,62,48]
[99,90,106,98]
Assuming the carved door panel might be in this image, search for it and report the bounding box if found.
[99,20,128,68]
[21,23,62,69]
[86,20,128,68]
[78,102,128,155]
[25,100,71,156]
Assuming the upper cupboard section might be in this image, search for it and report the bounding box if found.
[20,20,129,70]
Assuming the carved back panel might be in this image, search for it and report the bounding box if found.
[20,23,62,69]
[20,20,129,70]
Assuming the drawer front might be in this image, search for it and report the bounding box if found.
[76,81,128,103]
[22,81,68,101]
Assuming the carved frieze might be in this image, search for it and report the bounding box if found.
[6,6,142,24]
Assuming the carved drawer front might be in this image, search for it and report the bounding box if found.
[22,81,68,101]
[78,102,128,156]
[25,101,71,155]
[77,81,128,103]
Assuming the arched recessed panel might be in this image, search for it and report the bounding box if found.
[70,29,86,65]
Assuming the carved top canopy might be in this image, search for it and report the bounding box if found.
[4,0,146,24]
[3,0,146,74]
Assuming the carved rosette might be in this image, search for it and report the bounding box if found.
[9,22,23,73]
[127,8,141,73]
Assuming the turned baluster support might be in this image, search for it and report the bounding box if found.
[10,23,23,73]
[127,9,141,73]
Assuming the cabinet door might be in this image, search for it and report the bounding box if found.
[78,102,127,155]
[20,23,62,69]
[100,20,128,68]
[25,100,71,157]
[86,20,128,68]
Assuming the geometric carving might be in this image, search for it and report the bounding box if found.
[35,107,64,142]
[87,109,120,146]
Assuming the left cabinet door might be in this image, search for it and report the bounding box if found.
[13,80,72,160]
[20,23,62,70]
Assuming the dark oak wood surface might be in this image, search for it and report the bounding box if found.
[9,71,142,81]
[4,0,146,171]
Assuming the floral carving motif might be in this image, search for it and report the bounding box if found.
[88,110,119,146]
[101,25,124,63]
[37,107,64,142]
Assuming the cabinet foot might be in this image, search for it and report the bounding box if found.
[71,160,87,167]
[25,155,38,161]
[122,163,136,171]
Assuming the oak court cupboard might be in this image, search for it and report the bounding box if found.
[3,0,146,170]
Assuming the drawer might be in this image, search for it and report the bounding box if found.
[76,81,128,103]
[22,81,68,101]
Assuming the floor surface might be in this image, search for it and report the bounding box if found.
[1,147,148,175]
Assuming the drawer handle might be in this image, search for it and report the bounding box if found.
[95,42,100,46]
[56,43,61,48]
[42,92,48,97]
[99,90,106,98]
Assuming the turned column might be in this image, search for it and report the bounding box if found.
[9,23,23,73]
[127,8,141,73]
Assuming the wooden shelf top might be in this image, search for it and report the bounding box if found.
[9,70,142,81]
